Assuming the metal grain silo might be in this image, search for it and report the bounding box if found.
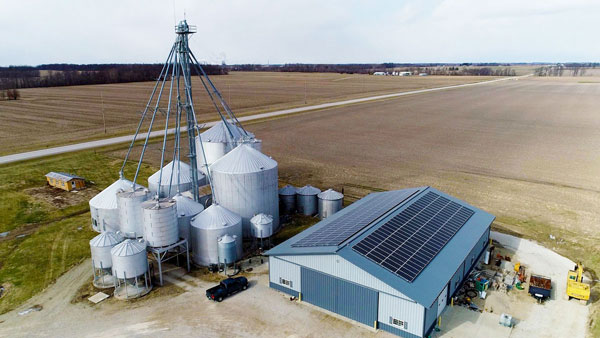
[142,198,178,248]
[250,213,274,239]
[117,187,150,238]
[217,234,238,264]
[110,239,151,299]
[173,194,204,243]
[210,144,279,237]
[317,189,344,219]
[296,185,321,216]
[278,185,296,215]
[147,160,205,198]
[190,204,242,266]
[90,231,124,288]
[195,121,255,173]
[89,179,143,233]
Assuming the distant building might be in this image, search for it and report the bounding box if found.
[418,73,428,76]
[373,71,387,76]
[399,71,412,76]
[266,186,494,338]
[45,172,85,191]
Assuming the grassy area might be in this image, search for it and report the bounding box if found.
[0,149,155,314]
[272,214,319,246]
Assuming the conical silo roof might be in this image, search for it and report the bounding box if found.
[191,204,241,229]
[148,160,204,185]
[296,185,321,196]
[251,213,273,225]
[218,234,236,244]
[210,144,277,174]
[201,121,254,143]
[110,239,147,257]
[278,185,296,196]
[90,231,124,248]
[318,189,344,201]
[173,194,204,217]
[89,178,143,209]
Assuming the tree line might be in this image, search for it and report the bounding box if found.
[0,63,228,90]
[534,63,598,77]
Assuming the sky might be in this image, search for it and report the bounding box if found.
[1,0,599,66]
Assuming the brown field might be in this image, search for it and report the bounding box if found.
[0,72,497,155]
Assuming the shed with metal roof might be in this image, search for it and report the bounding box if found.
[265,186,494,338]
[45,172,85,191]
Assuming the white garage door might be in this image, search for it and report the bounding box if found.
[437,284,448,317]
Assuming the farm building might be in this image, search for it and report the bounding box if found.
[45,172,85,191]
[266,186,494,338]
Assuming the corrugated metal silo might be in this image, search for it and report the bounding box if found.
[110,239,148,279]
[210,144,279,237]
[217,234,238,264]
[296,185,321,216]
[90,231,124,288]
[317,189,344,219]
[173,194,204,243]
[147,160,205,198]
[190,204,242,266]
[278,185,296,214]
[251,213,274,238]
[142,198,179,247]
[195,121,255,173]
[117,188,150,238]
[89,179,143,233]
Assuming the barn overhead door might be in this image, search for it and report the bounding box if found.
[301,267,378,326]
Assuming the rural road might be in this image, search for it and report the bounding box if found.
[0,75,527,165]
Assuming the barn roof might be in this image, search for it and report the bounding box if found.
[265,186,494,307]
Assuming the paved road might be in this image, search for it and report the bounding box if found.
[0,75,526,165]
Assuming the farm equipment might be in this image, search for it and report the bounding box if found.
[528,275,552,301]
[566,262,590,304]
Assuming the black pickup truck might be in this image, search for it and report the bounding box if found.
[206,277,249,302]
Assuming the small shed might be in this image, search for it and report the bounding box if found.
[45,172,85,191]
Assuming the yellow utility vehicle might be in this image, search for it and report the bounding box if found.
[566,262,590,304]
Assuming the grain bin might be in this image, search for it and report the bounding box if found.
[173,194,204,243]
[142,198,178,248]
[89,179,143,233]
[195,121,255,173]
[296,185,321,216]
[278,185,296,215]
[190,204,242,266]
[317,189,344,219]
[210,144,279,237]
[217,234,238,264]
[110,239,151,299]
[250,213,274,239]
[117,187,150,238]
[90,231,124,288]
[147,160,205,198]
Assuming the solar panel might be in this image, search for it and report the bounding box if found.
[292,189,420,247]
[353,191,474,282]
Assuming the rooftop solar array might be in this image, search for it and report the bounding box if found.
[292,189,419,247]
[352,191,474,282]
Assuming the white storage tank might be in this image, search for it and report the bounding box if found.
[111,238,148,279]
[217,234,238,264]
[210,144,279,237]
[142,198,179,247]
[117,187,150,238]
[147,160,205,198]
[190,204,243,266]
[89,179,142,233]
[250,213,274,239]
[318,189,344,219]
[90,231,124,288]
[296,185,321,216]
[278,185,296,215]
[195,121,255,173]
[173,194,204,243]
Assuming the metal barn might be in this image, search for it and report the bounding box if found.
[266,186,494,338]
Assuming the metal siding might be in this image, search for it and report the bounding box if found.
[269,257,301,292]
[301,267,378,327]
[423,297,439,336]
[378,292,424,337]
[278,255,412,300]
[449,263,463,296]
[269,281,299,297]
[379,322,422,338]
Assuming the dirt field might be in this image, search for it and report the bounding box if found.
[0,72,496,155]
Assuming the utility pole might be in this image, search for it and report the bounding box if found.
[100,91,107,134]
